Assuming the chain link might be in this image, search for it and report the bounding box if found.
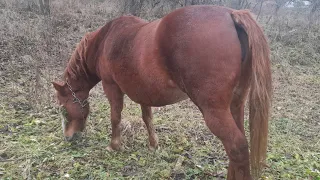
[65,80,89,138]
[66,81,89,108]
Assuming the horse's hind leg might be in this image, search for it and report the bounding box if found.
[230,86,249,134]
[102,82,124,151]
[141,105,158,150]
[178,68,251,179]
[231,60,251,134]
[202,107,251,180]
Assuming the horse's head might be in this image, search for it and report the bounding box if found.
[52,81,90,141]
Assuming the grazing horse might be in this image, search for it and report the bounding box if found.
[52,5,272,180]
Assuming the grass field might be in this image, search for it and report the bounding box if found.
[1,65,319,179]
[0,0,320,179]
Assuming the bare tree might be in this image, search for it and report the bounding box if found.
[121,0,145,16]
[309,0,320,19]
[308,0,320,28]
[38,0,50,15]
[256,0,264,20]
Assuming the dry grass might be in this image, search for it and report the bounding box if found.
[0,0,319,179]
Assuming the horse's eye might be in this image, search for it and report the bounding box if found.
[74,89,81,93]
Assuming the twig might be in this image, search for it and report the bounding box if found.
[256,0,264,20]
[0,143,81,163]
[0,156,27,162]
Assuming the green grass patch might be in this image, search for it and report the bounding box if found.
[1,97,319,179]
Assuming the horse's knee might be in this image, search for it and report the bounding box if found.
[226,136,251,180]
[230,140,248,162]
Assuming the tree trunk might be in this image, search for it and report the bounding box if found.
[39,0,50,15]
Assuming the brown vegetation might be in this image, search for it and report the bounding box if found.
[0,0,319,179]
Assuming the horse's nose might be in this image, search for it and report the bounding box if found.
[64,135,73,141]
[64,132,81,141]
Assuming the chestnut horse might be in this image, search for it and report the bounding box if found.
[52,5,271,180]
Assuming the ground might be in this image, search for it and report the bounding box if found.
[1,63,320,179]
[0,0,320,179]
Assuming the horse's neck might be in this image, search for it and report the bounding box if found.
[64,59,100,91]
[70,31,102,90]
[66,74,100,92]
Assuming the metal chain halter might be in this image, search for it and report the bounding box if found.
[66,81,89,108]
[62,80,90,139]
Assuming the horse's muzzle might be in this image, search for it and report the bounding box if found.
[64,136,73,141]
[64,132,82,141]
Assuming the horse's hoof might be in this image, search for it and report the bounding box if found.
[148,135,159,151]
[148,144,159,151]
[106,145,114,152]
[106,144,121,152]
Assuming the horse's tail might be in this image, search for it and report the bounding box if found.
[231,10,272,178]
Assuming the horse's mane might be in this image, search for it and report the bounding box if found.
[64,33,91,80]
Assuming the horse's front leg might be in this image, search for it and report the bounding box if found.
[102,82,124,151]
[141,105,158,150]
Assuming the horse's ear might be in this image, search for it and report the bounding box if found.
[52,81,66,93]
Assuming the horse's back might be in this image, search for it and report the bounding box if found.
[105,15,148,61]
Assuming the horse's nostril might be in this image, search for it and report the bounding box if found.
[64,136,73,141]
[64,132,82,141]
[73,132,82,140]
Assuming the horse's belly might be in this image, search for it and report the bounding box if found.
[148,87,188,107]
[124,79,188,107]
